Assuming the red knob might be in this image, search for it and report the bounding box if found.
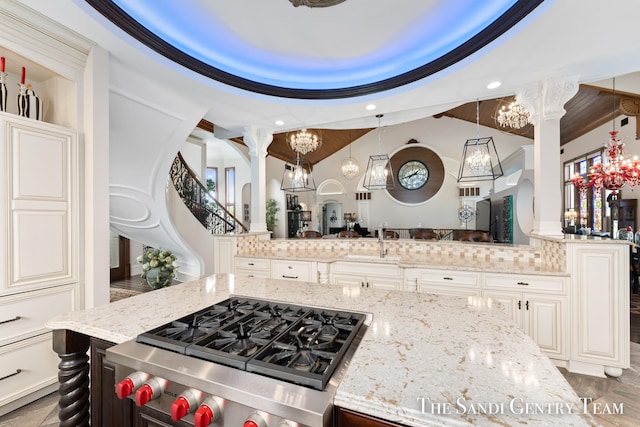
[194,405,213,427]
[135,384,153,407]
[116,378,134,399]
[244,412,267,427]
[171,396,190,421]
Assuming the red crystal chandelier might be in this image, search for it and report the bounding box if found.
[571,78,638,197]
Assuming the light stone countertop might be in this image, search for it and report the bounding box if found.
[46,275,595,426]
[236,252,568,276]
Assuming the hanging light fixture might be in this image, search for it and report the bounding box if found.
[363,114,395,190]
[289,128,320,155]
[496,99,530,129]
[571,77,638,197]
[341,131,360,180]
[457,100,504,182]
[281,154,316,192]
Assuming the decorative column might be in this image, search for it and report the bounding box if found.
[243,127,273,233]
[52,329,90,427]
[518,77,579,237]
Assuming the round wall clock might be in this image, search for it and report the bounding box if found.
[387,145,445,204]
[398,160,429,190]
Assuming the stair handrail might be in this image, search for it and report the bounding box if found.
[170,152,248,233]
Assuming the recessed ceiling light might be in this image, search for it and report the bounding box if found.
[275,120,284,126]
[365,104,377,111]
[487,81,502,89]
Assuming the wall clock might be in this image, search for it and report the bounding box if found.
[387,146,445,204]
[398,160,428,190]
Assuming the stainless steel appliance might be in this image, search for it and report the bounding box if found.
[106,297,367,427]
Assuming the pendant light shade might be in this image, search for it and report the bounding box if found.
[457,100,503,182]
[281,155,316,192]
[363,114,395,190]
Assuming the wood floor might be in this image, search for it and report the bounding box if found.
[1,280,639,427]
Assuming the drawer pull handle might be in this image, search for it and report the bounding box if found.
[443,277,453,280]
[247,275,254,278]
[518,300,522,310]
[0,369,22,382]
[282,275,299,279]
[517,281,529,286]
[0,316,21,325]
[525,301,529,310]
[248,263,254,266]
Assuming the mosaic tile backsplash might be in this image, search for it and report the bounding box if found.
[234,234,560,271]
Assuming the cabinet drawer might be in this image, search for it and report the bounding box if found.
[417,269,480,288]
[0,285,76,347]
[234,269,270,279]
[332,262,402,278]
[484,273,566,293]
[271,260,314,282]
[0,333,59,407]
[234,257,270,271]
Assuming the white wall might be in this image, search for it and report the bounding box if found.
[309,115,530,232]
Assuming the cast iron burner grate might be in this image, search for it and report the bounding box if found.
[134,298,366,390]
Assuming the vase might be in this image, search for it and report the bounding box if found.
[17,83,42,120]
[0,72,7,112]
[145,267,172,289]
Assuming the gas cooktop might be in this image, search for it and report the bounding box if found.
[136,297,366,390]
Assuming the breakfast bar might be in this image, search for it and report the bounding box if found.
[47,274,598,426]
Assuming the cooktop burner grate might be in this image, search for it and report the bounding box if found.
[134,297,366,390]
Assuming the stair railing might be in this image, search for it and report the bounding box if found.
[170,153,248,234]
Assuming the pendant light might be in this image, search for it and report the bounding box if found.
[457,100,503,182]
[341,130,360,180]
[281,153,316,192]
[363,114,395,190]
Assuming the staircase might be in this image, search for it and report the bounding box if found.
[170,152,247,235]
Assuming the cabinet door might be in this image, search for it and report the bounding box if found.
[332,273,365,287]
[482,290,523,329]
[1,116,77,295]
[367,276,401,290]
[90,338,134,427]
[525,294,567,359]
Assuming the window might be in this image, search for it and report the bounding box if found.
[225,167,235,217]
[563,149,608,231]
[206,167,217,198]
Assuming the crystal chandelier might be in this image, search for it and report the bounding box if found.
[571,77,637,197]
[457,100,503,182]
[497,100,530,129]
[341,137,360,180]
[363,115,395,190]
[289,129,320,155]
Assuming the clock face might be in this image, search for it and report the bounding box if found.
[398,160,429,190]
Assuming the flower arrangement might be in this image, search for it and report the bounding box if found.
[137,248,178,289]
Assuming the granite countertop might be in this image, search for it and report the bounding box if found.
[47,275,594,426]
[235,252,568,276]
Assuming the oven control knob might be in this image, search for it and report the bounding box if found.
[135,377,167,407]
[194,397,222,427]
[243,412,268,427]
[116,371,149,399]
[171,388,204,422]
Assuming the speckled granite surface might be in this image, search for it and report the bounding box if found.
[46,275,595,426]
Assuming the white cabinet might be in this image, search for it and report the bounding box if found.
[483,273,568,360]
[234,256,270,278]
[271,260,316,283]
[567,242,629,377]
[331,261,402,290]
[407,268,481,297]
[0,113,79,415]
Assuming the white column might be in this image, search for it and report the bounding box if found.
[518,77,578,237]
[243,126,273,233]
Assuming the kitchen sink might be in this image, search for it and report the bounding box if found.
[344,254,401,261]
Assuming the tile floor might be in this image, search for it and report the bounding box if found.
[1,289,639,427]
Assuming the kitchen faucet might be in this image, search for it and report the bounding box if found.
[378,225,386,258]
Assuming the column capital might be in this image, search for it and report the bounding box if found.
[243,126,273,157]
[517,76,579,122]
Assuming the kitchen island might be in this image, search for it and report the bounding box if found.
[46,274,597,426]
